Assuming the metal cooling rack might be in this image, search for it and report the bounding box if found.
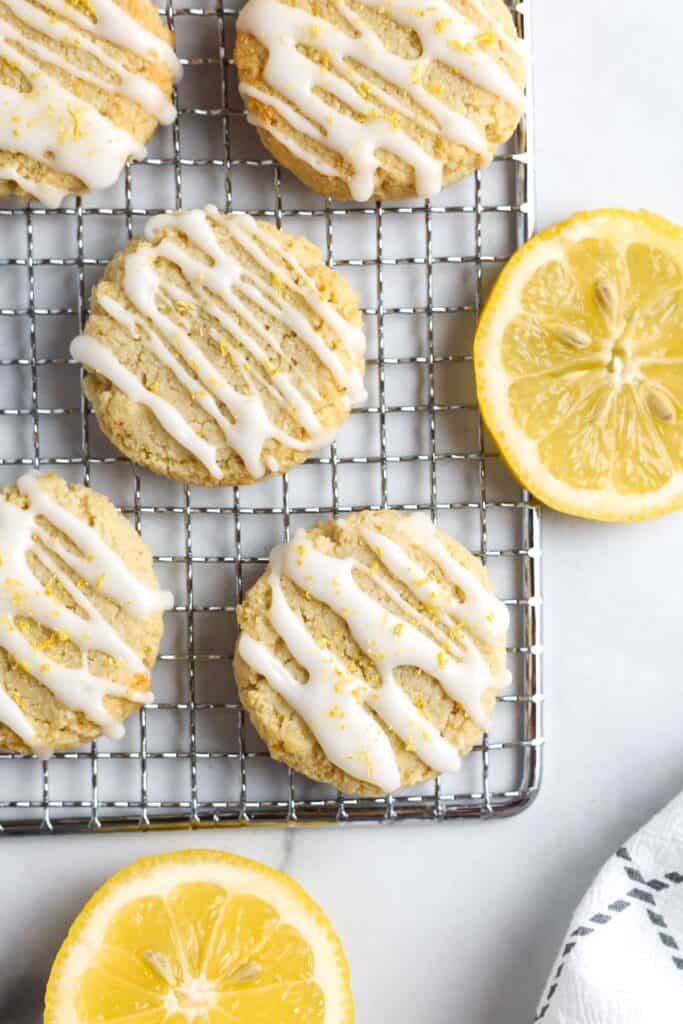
[0,0,542,832]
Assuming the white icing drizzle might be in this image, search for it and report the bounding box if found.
[0,472,173,757]
[237,514,509,792]
[237,0,524,201]
[0,0,181,204]
[55,0,180,72]
[71,334,225,478]
[361,515,509,648]
[70,206,367,480]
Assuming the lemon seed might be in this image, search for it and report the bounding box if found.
[554,325,591,349]
[594,279,618,319]
[645,387,675,422]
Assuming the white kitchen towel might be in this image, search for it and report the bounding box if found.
[535,791,683,1022]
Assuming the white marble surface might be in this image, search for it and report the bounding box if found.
[2,1,683,1021]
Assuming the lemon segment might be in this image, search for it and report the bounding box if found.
[44,850,353,1024]
[474,209,683,521]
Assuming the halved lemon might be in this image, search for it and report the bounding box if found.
[474,209,683,521]
[44,849,354,1024]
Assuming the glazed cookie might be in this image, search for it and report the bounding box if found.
[0,472,173,756]
[0,0,181,205]
[234,0,525,202]
[71,206,366,486]
[235,510,509,795]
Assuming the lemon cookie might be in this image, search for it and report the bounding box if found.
[0,0,181,205]
[234,0,525,202]
[0,471,173,756]
[235,510,509,795]
[71,206,366,486]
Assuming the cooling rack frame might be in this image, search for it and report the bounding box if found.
[0,0,542,832]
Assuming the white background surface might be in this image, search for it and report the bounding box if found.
[2,1,683,1021]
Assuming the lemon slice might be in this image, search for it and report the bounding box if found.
[474,209,683,521]
[44,850,354,1024]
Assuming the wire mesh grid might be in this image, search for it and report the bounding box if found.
[0,0,542,832]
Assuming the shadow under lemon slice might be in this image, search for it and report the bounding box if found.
[474,208,683,522]
[44,849,353,1024]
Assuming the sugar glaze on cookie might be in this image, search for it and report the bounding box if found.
[0,473,173,756]
[237,0,524,201]
[238,512,509,792]
[0,0,181,203]
[71,206,366,481]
